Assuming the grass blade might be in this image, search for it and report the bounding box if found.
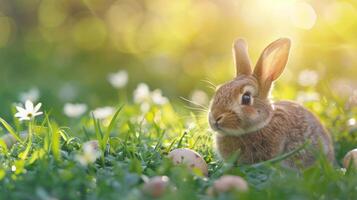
[102,105,124,147]
[0,117,22,143]
[46,116,61,161]
[251,141,310,168]
[93,118,103,144]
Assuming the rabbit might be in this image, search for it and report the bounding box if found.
[208,38,334,168]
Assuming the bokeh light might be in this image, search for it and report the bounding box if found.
[290,1,317,30]
[0,0,355,117]
[0,14,12,48]
[38,0,67,28]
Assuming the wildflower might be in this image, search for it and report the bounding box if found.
[296,91,320,103]
[298,70,319,87]
[91,106,115,119]
[19,88,40,103]
[76,140,101,166]
[63,103,87,118]
[15,100,43,121]
[151,89,168,105]
[108,70,128,88]
[347,118,356,127]
[140,102,151,113]
[133,83,151,104]
[133,83,169,109]
[190,90,209,106]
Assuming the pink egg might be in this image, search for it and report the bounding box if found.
[207,175,248,195]
[168,148,208,176]
[142,176,170,197]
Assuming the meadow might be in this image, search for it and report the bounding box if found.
[0,0,357,199]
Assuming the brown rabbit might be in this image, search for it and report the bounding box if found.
[208,38,334,168]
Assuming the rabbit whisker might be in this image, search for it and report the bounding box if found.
[180,96,209,110]
[200,79,217,91]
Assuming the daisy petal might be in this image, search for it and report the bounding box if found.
[34,103,42,112]
[19,117,30,121]
[16,106,26,113]
[33,112,43,117]
[15,112,25,118]
[25,100,34,111]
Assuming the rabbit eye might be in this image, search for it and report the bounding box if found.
[241,92,252,105]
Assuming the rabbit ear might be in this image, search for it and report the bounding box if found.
[233,39,252,76]
[254,38,291,98]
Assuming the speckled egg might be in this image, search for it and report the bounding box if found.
[207,175,248,195]
[142,176,170,197]
[168,148,208,176]
[343,149,357,168]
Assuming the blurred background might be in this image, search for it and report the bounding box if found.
[0,0,356,119]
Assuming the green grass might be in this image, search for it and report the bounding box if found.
[0,100,356,200]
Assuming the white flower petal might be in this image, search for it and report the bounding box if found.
[16,106,26,113]
[91,106,115,120]
[34,103,42,112]
[15,112,25,118]
[108,70,128,89]
[151,89,168,105]
[25,100,34,111]
[33,112,43,117]
[63,103,87,118]
[19,117,30,121]
[133,83,151,104]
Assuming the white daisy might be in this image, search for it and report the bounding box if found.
[298,70,319,87]
[15,100,43,121]
[133,83,169,107]
[76,140,101,166]
[151,89,168,105]
[133,83,151,104]
[91,106,115,119]
[107,70,128,89]
[63,103,87,118]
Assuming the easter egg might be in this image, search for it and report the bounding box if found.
[207,175,248,195]
[343,149,357,168]
[168,148,208,176]
[142,176,170,197]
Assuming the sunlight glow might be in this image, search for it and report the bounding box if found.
[290,2,317,30]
